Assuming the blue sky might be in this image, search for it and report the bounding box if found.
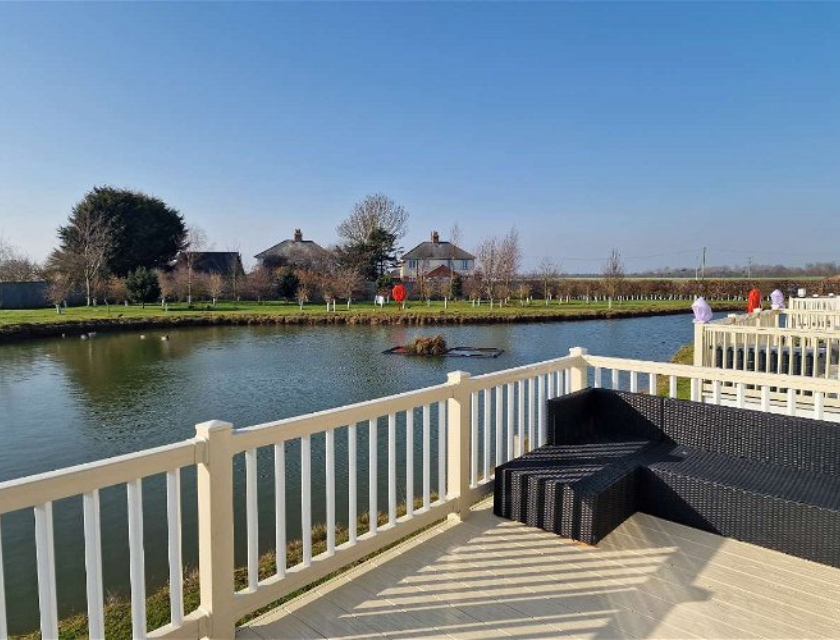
[1,2,838,272]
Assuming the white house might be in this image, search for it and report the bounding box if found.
[400,231,476,280]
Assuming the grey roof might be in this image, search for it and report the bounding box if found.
[171,252,244,275]
[255,239,328,261]
[402,241,475,261]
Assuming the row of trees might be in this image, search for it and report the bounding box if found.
[44,187,187,306]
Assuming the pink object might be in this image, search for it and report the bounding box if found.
[691,296,713,323]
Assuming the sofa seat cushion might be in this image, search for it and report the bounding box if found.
[645,446,840,511]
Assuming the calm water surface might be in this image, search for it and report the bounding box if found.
[0,315,701,632]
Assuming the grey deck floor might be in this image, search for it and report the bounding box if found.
[239,500,840,639]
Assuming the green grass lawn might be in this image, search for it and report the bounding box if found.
[0,298,715,328]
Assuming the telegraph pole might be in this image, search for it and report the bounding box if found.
[747,256,752,279]
[701,246,707,280]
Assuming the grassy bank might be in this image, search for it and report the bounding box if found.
[18,497,439,639]
[657,342,694,399]
[0,299,743,343]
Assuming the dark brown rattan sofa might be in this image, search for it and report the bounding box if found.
[493,389,840,568]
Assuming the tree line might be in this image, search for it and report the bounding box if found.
[2,186,838,311]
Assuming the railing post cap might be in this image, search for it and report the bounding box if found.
[195,419,233,438]
[446,370,471,383]
[569,347,588,356]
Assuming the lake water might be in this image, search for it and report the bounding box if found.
[0,314,701,632]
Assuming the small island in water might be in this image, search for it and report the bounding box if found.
[384,334,503,358]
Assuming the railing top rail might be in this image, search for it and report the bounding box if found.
[701,324,839,338]
[232,382,453,453]
[469,353,580,386]
[0,440,196,516]
[583,354,840,394]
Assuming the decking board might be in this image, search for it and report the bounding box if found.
[239,500,840,639]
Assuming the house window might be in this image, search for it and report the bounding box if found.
[408,260,417,270]
[461,260,470,270]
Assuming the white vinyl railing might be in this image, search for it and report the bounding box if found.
[784,309,840,331]
[710,308,840,331]
[1,346,838,639]
[789,295,840,312]
[694,322,840,398]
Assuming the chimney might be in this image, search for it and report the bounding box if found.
[431,230,439,245]
[294,229,302,243]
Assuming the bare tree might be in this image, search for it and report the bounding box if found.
[183,225,208,305]
[105,275,128,306]
[498,228,521,304]
[53,207,115,306]
[296,269,320,310]
[46,273,72,313]
[226,241,242,302]
[207,273,225,306]
[247,267,273,303]
[158,271,175,306]
[602,247,625,308]
[536,258,561,304]
[0,238,41,282]
[517,282,532,305]
[336,193,409,244]
[334,267,363,309]
[475,236,500,305]
[448,223,462,297]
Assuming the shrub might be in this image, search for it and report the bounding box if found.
[408,334,447,355]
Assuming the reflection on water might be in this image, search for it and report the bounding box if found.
[0,314,700,632]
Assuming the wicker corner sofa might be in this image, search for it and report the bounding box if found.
[493,388,840,567]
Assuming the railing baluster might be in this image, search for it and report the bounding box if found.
[649,373,657,396]
[274,442,286,577]
[483,389,491,481]
[348,424,357,545]
[326,428,336,555]
[127,479,146,638]
[630,371,638,393]
[814,392,824,420]
[761,386,770,412]
[594,367,602,388]
[470,392,478,487]
[712,380,721,405]
[517,379,525,457]
[690,378,700,402]
[611,369,619,390]
[388,413,397,525]
[495,386,503,474]
[368,419,377,535]
[737,382,746,408]
[423,405,431,510]
[165,470,183,625]
[506,383,514,463]
[406,410,414,518]
[669,375,677,399]
[301,435,312,566]
[245,448,259,590]
[35,502,58,640]
[83,490,105,638]
[564,369,572,394]
[787,388,797,416]
[527,378,535,452]
[438,401,446,502]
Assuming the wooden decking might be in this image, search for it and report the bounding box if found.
[238,499,840,639]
